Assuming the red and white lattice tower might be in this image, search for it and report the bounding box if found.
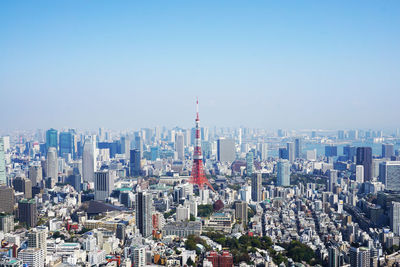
[189,99,215,192]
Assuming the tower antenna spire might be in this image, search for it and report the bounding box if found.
[189,98,215,192]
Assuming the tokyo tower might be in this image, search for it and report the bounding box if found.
[189,99,215,192]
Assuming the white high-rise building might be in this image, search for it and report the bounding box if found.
[27,226,48,258]
[379,161,400,191]
[19,248,44,267]
[306,149,317,161]
[94,170,115,201]
[46,147,58,187]
[0,137,6,185]
[260,143,268,161]
[133,246,146,267]
[82,137,95,183]
[176,205,190,222]
[356,165,364,183]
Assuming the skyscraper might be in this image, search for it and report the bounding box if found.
[28,165,42,186]
[325,145,338,157]
[45,128,58,151]
[277,159,290,186]
[251,173,262,202]
[27,226,48,258]
[175,133,185,160]
[59,131,75,158]
[390,201,400,235]
[246,152,254,176]
[94,170,115,201]
[279,148,288,160]
[287,142,295,162]
[259,143,268,161]
[355,165,364,183]
[18,199,37,228]
[135,192,153,238]
[234,201,248,227]
[379,161,400,191]
[46,147,58,187]
[294,138,302,159]
[0,137,6,185]
[217,138,235,162]
[382,144,395,158]
[350,246,370,267]
[82,138,95,183]
[135,135,143,159]
[328,245,340,267]
[130,149,141,177]
[328,169,338,192]
[356,147,372,182]
[13,177,32,199]
[0,186,15,214]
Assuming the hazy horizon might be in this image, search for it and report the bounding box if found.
[1,1,399,130]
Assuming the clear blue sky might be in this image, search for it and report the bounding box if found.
[1,1,399,130]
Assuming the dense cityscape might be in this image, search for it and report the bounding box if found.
[0,101,400,267]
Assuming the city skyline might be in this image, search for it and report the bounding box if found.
[1,1,400,130]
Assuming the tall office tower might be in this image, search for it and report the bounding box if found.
[120,136,130,159]
[355,165,364,183]
[2,136,10,152]
[338,130,345,140]
[328,245,340,267]
[217,138,236,162]
[82,138,95,183]
[94,170,115,201]
[0,214,14,233]
[344,145,357,162]
[135,192,153,237]
[382,144,395,158]
[234,201,248,226]
[328,170,338,192]
[277,159,290,187]
[246,152,254,176]
[259,143,268,161]
[294,138,302,159]
[130,149,141,177]
[133,246,146,267]
[350,246,370,267]
[144,128,154,144]
[279,148,288,160]
[59,131,74,159]
[189,100,214,191]
[27,226,48,258]
[46,147,58,186]
[45,128,58,151]
[175,133,185,160]
[356,147,372,182]
[251,173,262,202]
[287,142,295,162]
[13,177,32,199]
[390,202,400,235]
[325,145,338,157]
[0,186,15,213]
[18,199,37,228]
[28,166,42,186]
[0,137,6,185]
[379,161,400,191]
[201,127,209,142]
[135,135,143,159]
[98,127,105,141]
[18,248,44,267]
